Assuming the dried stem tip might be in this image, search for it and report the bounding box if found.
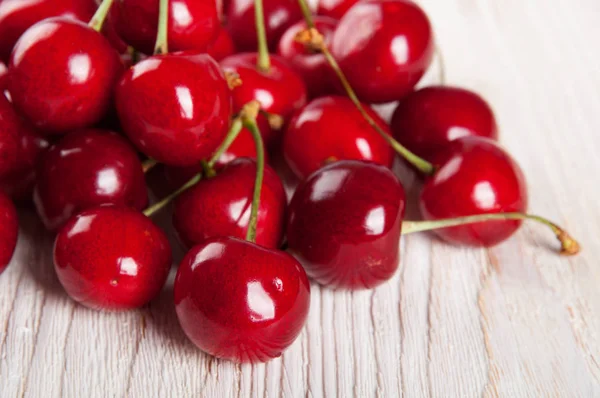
[225,71,243,89]
[295,28,324,52]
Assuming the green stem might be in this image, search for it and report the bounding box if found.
[143,173,201,217]
[401,212,580,255]
[88,0,115,32]
[142,158,157,173]
[295,0,435,176]
[154,0,169,55]
[255,0,271,72]
[242,118,265,243]
[207,118,244,168]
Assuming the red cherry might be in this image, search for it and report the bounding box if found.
[54,206,172,310]
[34,129,148,231]
[330,0,434,103]
[116,53,231,166]
[205,27,237,62]
[174,236,310,362]
[0,192,18,274]
[283,96,394,179]
[227,0,303,52]
[277,17,338,98]
[316,0,359,19]
[391,86,498,163]
[173,158,286,249]
[0,0,97,62]
[8,17,124,134]
[420,136,528,246]
[111,0,219,55]
[221,53,307,145]
[287,160,406,289]
[0,61,8,92]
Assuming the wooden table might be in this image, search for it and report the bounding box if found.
[2,0,600,396]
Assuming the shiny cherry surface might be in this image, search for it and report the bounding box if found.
[8,17,123,134]
[111,0,219,55]
[283,96,394,179]
[54,206,172,310]
[34,129,148,231]
[391,86,498,163]
[0,0,96,62]
[227,0,303,51]
[174,236,310,363]
[287,160,406,289]
[205,27,237,61]
[116,53,231,166]
[277,17,338,98]
[0,192,18,274]
[420,136,528,246]
[331,0,434,103]
[0,61,8,92]
[317,0,359,19]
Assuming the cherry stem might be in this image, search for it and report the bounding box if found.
[435,45,447,85]
[401,212,580,255]
[294,2,435,176]
[254,0,271,72]
[207,118,244,168]
[143,173,202,217]
[154,0,169,55]
[142,158,157,173]
[88,0,115,32]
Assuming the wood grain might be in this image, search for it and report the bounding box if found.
[2,0,600,396]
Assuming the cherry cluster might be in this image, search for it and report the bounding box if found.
[0,0,579,364]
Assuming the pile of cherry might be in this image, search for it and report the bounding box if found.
[0,0,579,364]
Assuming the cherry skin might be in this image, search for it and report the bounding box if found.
[111,0,219,55]
[173,158,286,250]
[174,236,310,363]
[287,160,406,289]
[277,17,338,98]
[0,192,18,275]
[391,86,498,163]
[317,0,359,19]
[205,27,237,62]
[54,206,172,310]
[34,129,148,231]
[420,136,528,247]
[116,53,231,167]
[0,0,97,62]
[330,0,434,103]
[227,0,303,52]
[0,61,8,92]
[8,17,124,134]
[283,95,394,180]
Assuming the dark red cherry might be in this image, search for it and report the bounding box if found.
[0,61,8,92]
[8,17,124,134]
[287,160,406,289]
[205,27,236,62]
[277,17,338,98]
[330,0,434,103]
[221,53,307,146]
[116,53,231,166]
[0,0,97,62]
[111,0,219,55]
[54,206,172,310]
[391,86,498,163]
[174,236,310,362]
[173,158,286,249]
[227,0,303,52]
[420,136,528,246]
[34,129,148,231]
[283,96,394,179]
[0,192,18,274]
[316,0,359,19]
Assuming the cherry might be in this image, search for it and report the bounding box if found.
[54,206,172,310]
[287,160,406,289]
[0,192,18,275]
[7,17,123,134]
[391,86,499,163]
[0,61,8,92]
[205,27,237,62]
[115,53,231,166]
[173,158,286,249]
[330,0,434,103]
[174,236,310,362]
[110,0,219,55]
[0,0,97,63]
[277,16,338,98]
[316,0,359,19]
[34,129,148,231]
[227,0,303,52]
[419,136,528,246]
[283,95,394,179]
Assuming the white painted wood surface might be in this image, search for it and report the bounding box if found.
[2,0,600,396]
